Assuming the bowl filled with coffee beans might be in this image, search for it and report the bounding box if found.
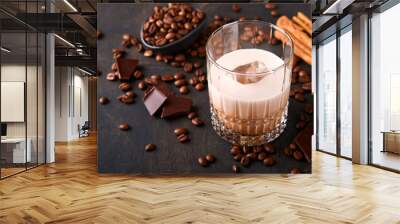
[140,3,207,54]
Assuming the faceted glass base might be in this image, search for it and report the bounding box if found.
[210,104,288,146]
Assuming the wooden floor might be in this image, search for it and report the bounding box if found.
[1,136,400,224]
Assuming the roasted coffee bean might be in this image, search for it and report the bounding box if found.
[265,3,275,9]
[106,72,117,81]
[246,153,257,161]
[289,89,296,97]
[119,123,130,131]
[174,128,188,136]
[294,93,305,102]
[183,62,193,73]
[113,48,123,59]
[271,10,279,17]
[191,117,203,126]
[118,94,134,104]
[298,70,310,83]
[240,156,250,167]
[296,121,307,129]
[230,145,241,155]
[284,147,293,157]
[258,152,267,161]
[174,54,186,62]
[242,146,252,154]
[293,150,303,160]
[96,30,103,39]
[190,50,198,57]
[232,164,240,173]
[195,83,205,91]
[119,83,132,91]
[193,61,202,69]
[264,143,275,154]
[205,154,216,163]
[130,36,138,46]
[122,33,132,47]
[170,61,180,67]
[300,113,310,122]
[125,91,136,98]
[138,81,147,90]
[304,104,313,114]
[194,69,205,77]
[161,74,175,82]
[302,82,311,91]
[155,54,163,62]
[134,70,143,79]
[179,86,189,94]
[263,157,275,166]
[111,62,118,71]
[143,49,153,57]
[189,77,199,86]
[145,143,156,152]
[135,43,144,52]
[293,66,302,74]
[290,168,301,174]
[253,145,264,153]
[198,156,208,167]
[289,143,297,150]
[174,79,187,87]
[233,153,243,161]
[198,75,207,84]
[231,3,241,13]
[174,72,185,80]
[150,75,161,82]
[165,32,176,40]
[187,112,197,120]
[177,134,190,143]
[99,96,109,105]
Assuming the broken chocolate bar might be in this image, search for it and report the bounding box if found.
[116,58,138,80]
[294,124,312,163]
[161,95,192,119]
[143,87,167,116]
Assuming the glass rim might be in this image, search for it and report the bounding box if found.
[206,20,294,76]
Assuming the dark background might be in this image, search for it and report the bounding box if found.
[97,3,312,174]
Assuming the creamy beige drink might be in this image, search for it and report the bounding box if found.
[208,48,290,138]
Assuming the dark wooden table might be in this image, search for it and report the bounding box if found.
[97,3,312,174]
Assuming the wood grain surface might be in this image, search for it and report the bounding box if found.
[97,3,312,174]
[1,136,400,223]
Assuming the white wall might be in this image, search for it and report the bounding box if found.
[54,67,89,141]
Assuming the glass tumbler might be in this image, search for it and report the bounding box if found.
[206,20,293,146]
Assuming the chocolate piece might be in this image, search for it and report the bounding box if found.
[294,124,312,163]
[116,58,138,80]
[154,81,174,97]
[161,96,192,119]
[143,87,167,116]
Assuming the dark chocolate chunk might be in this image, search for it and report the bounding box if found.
[161,96,192,119]
[116,58,138,80]
[143,87,167,116]
[294,124,312,163]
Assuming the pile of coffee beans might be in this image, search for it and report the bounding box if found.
[142,3,205,47]
[230,144,276,172]
[283,143,304,161]
[198,153,216,167]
